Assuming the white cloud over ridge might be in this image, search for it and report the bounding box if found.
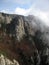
[1,6,49,26]
[14,6,49,26]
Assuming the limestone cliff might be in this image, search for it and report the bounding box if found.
[0,12,49,65]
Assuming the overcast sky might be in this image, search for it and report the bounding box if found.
[0,0,49,26]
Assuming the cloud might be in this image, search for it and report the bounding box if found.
[0,9,9,13]
[3,0,49,11]
[14,7,26,15]
[1,5,49,26]
[0,9,13,14]
[14,6,49,26]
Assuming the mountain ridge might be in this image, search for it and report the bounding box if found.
[0,12,49,65]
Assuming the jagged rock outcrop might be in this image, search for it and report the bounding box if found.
[0,54,19,65]
[15,16,25,41]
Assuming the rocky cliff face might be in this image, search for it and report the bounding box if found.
[0,12,49,65]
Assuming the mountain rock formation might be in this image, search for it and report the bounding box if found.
[0,12,49,65]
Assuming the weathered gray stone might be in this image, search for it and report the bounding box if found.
[0,54,19,65]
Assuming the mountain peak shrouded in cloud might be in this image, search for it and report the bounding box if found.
[0,0,49,65]
[0,0,49,26]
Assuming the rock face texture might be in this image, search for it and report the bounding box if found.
[0,13,49,65]
[0,54,19,65]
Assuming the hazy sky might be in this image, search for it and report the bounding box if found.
[0,0,49,26]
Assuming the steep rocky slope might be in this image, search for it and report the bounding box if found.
[0,12,49,65]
